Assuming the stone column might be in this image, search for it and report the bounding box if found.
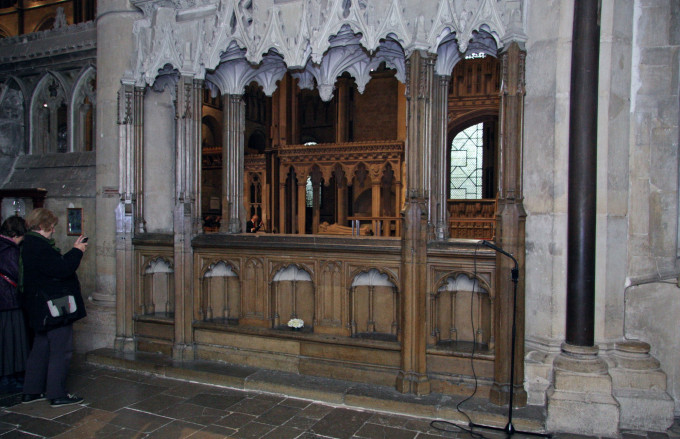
[396,50,433,395]
[489,41,528,408]
[172,76,201,360]
[546,2,618,435]
[220,94,245,233]
[97,1,141,352]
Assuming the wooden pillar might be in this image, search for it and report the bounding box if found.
[172,75,201,361]
[312,179,321,234]
[433,75,450,239]
[114,81,137,352]
[489,42,528,407]
[337,180,347,225]
[297,175,306,234]
[370,165,382,234]
[220,94,245,233]
[336,77,350,143]
[396,50,433,395]
[279,171,287,233]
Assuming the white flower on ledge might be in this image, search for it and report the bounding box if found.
[287,318,304,329]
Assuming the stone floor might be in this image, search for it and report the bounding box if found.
[0,353,678,438]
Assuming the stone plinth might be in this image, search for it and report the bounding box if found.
[546,343,619,436]
[609,340,674,431]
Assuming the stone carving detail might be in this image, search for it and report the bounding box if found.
[130,0,524,99]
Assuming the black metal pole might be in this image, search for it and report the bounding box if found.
[566,0,600,347]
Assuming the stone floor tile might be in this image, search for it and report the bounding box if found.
[0,429,42,438]
[230,421,276,439]
[52,406,117,427]
[129,393,185,414]
[254,403,302,425]
[87,389,155,412]
[214,412,258,429]
[163,382,232,399]
[7,399,82,420]
[284,414,318,430]
[261,425,306,439]
[145,419,206,438]
[280,397,313,409]
[0,411,72,437]
[107,407,174,433]
[186,392,247,411]
[159,402,227,425]
[96,426,148,438]
[367,412,411,428]
[51,419,124,438]
[354,422,419,439]
[193,423,239,438]
[309,407,373,439]
[228,396,281,416]
[649,432,672,439]
[297,402,334,419]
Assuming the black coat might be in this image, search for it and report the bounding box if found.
[0,235,21,310]
[21,232,86,331]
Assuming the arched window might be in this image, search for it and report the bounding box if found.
[450,123,483,199]
[448,120,496,200]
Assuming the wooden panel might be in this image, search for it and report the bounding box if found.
[135,320,174,341]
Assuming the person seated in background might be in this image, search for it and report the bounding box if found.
[246,214,264,233]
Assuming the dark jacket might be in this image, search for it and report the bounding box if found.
[21,232,86,331]
[0,235,21,310]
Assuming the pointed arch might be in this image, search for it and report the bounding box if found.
[30,72,69,154]
[0,77,26,157]
[70,65,96,152]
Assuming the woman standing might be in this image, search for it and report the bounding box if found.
[0,216,29,394]
[21,208,88,407]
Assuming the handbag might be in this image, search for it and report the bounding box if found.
[46,295,77,317]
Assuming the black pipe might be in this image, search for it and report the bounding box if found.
[566,0,600,347]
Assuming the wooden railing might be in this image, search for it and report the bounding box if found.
[447,198,497,240]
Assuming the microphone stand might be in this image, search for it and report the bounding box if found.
[471,240,551,438]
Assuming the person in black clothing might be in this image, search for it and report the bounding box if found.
[0,216,29,394]
[246,214,264,233]
[21,208,88,407]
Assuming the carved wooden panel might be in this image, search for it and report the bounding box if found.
[241,257,267,326]
[136,251,174,318]
[200,260,240,323]
[315,260,347,335]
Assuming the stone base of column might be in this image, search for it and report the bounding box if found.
[546,343,619,436]
[609,340,674,431]
[395,370,431,395]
